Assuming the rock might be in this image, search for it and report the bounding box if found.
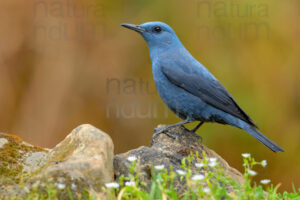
[0,133,48,191]
[1,123,244,198]
[0,124,114,199]
[114,125,244,193]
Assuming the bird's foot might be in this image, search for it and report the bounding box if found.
[151,118,194,146]
[153,127,163,133]
[190,131,203,143]
[151,127,178,146]
[181,125,203,143]
[194,133,203,143]
[181,125,191,132]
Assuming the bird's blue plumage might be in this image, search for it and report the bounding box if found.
[121,21,284,152]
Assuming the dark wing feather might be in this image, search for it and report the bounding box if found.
[161,65,258,128]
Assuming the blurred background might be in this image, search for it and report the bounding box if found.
[0,0,299,192]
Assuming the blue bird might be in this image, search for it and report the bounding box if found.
[121,22,284,152]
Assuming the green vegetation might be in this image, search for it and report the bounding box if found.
[24,153,300,200]
[103,153,300,199]
[24,184,94,200]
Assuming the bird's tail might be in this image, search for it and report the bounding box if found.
[244,126,284,152]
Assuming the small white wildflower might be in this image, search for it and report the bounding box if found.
[176,169,186,175]
[125,181,135,186]
[203,187,211,193]
[71,183,77,190]
[105,182,120,188]
[208,161,217,167]
[127,156,137,162]
[57,183,65,190]
[260,179,271,184]
[191,174,205,181]
[248,169,257,176]
[195,162,204,168]
[32,180,40,188]
[242,153,251,158]
[261,160,267,167]
[154,165,165,170]
[209,157,217,162]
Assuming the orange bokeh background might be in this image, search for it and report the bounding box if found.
[0,0,299,192]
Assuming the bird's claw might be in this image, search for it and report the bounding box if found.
[181,125,190,132]
[154,127,162,133]
[181,126,203,143]
[188,130,203,143]
[150,128,178,146]
[196,134,203,143]
[164,131,179,140]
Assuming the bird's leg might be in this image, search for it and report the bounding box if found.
[154,118,193,135]
[151,118,193,145]
[182,121,204,143]
[190,121,204,132]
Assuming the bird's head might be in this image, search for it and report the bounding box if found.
[121,21,181,50]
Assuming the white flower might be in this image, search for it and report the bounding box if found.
[127,156,137,162]
[261,160,267,167]
[203,187,211,193]
[260,179,271,184]
[208,161,217,167]
[57,183,65,190]
[195,162,204,168]
[248,169,257,176]
[71,183,77,190]
[154,165,165,170]
[125,181,135,186]
[209,157,217,162]
[176,169,186,175]
[242,153,251,158]
[105,182,120,188]
[191,174,205,181]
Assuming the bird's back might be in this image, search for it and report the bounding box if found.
[151,46,257,127]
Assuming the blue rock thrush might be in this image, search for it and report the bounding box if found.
[121,21,284,152]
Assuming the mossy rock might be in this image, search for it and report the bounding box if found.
[0,124,114,199]
[0,133,48,187]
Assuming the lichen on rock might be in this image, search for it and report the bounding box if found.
[0,133,48,188]
[0,124,114,199]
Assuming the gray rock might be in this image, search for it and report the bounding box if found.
[0,124,114,199]
[114,125,244,193]
[0,123,244,198]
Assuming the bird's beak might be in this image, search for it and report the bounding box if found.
[121,23,146,33]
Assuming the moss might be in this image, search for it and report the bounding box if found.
[0,133,48,185]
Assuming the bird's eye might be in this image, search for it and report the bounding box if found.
[153,26,162,33]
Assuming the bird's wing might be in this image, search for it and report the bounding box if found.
[161,64,258,128]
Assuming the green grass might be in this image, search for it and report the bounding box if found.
[25,153,300,200]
